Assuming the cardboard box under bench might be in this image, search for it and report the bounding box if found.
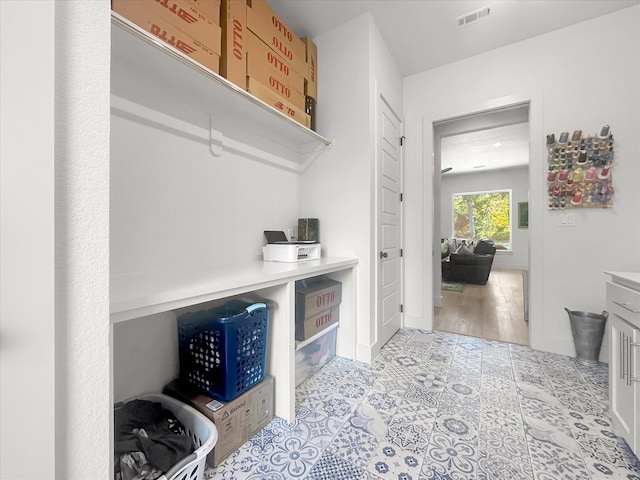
[163,376,274,467]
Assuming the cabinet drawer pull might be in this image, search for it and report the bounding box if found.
[612,300,640,313]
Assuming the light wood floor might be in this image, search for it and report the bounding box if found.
[434,269,529,346]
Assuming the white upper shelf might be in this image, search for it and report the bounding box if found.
[110,12,332,165]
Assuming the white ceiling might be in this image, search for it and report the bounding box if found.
[441,122,529,175]
[268,0,639,77]
[268,0,638,173]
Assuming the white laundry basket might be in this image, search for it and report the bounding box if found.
[121,393,218,480]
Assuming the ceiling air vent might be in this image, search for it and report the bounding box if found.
[456,6,491,28]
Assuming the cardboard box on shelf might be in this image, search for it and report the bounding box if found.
[113,0,222,55]
[113,1,220,73]
[295,305,339,341]
[247,77,311,128]
[246,0,306,65]
[186,0,221,25]
[163,376,274,467]
[302,37,317,100]
[247,31,305,109]
[295,278,342,323]
[220,0,246,88]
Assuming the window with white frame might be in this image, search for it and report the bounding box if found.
[452,189,512,251]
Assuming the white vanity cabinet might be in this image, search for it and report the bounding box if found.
[606,272,640,457]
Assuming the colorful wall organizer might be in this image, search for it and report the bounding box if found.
[545,125,614,209]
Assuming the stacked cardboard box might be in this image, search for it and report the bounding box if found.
[164,376,274,467]
[295,278,341,341]
[244,0,311,128]
[113,0,222,73]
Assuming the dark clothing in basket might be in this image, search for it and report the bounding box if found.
[115,399,193,480]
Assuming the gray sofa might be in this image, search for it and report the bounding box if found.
[441,238,497,285]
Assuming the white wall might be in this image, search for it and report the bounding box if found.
[300,13,402,361]
[110,109,300,275]
[404,5,640,359]
[1,1,111,479]
[55,2,112,477]
[441,166,530,270]
[1,2,56,478]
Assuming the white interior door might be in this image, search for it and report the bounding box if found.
[377,94,403,347]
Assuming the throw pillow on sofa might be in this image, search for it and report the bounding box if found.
[454,243,474,255]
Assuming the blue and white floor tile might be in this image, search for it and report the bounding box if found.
[205,328,640,479]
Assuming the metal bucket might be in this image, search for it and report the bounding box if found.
[565,308,608,364]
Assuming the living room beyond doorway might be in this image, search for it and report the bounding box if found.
[432,102,531,345]
[435,269,528,345]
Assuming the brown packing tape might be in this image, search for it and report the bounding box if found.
[247,77,310,128]
[113,0,222,55]
[113,1,220,72]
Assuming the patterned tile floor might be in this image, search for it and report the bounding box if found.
[205,328,640,479]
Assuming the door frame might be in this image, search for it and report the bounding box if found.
[432,103,531,309]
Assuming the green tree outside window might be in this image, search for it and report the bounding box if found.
[453,190,511,250]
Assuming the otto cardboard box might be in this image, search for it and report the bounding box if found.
[220,0,246,88]
[247,31,305,109]
[302,37,317,100]
[295,304,339,341]
[113,0,222,55]
[113,1,221,72]
[185,0,221,25]
[246,6,307,80]
[246,0,306,63]
[164,376,274,467]
[295,278,342,325]
[247,77,311,128]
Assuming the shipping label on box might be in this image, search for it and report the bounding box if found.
[246,0,306,62]
[163,376,274,467]
[296,305,339,340]
[185,0,221,25]
[220,0,246,87]
[295,278,342,321]
[113,0,222,55]
[247,77,310,128]
[302,37,317,100]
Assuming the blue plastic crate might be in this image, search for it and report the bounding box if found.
[177,300,269,402]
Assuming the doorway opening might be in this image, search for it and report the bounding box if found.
[432,103,530,345]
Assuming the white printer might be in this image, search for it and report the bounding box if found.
[262,230,321,263]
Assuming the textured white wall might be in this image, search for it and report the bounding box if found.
[54,1,111,478]
[441,166,530,270]
[404,6,640,357]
